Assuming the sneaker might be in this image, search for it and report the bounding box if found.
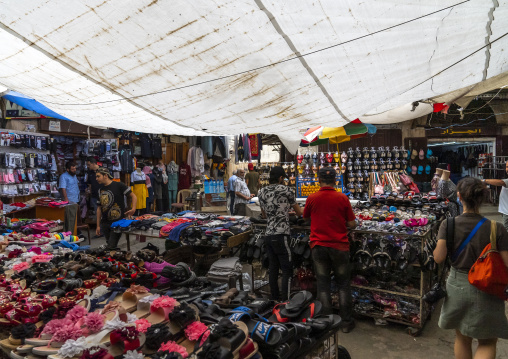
[341,320,356,333]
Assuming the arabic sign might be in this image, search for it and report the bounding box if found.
[427,126,498,137]
[48,120,61,132]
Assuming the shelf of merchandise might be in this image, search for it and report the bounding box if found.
[296,174,343,198]
[348,225,438,335]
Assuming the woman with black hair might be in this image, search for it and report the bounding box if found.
[434,177,508,359]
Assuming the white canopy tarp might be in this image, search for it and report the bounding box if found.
[0,0,507,151]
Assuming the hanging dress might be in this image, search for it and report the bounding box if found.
[131,170,148,210]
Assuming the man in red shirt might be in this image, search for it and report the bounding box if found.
[303,166,357,333]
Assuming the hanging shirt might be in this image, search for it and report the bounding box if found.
[178,163,192,191]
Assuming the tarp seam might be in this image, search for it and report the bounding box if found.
[253,0,350,122]
[483,0,499,81]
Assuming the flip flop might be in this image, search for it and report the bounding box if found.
[419,149,424,160]
[425,165,431,174]
[426,148,433,158]
[411,149,417,160]
[280,291,313,318]
[296,300,323,322]
[417,166,423,175]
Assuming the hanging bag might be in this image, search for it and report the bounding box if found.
[383,173,392,193]
[374,173,384,195]
[468,220,508,300]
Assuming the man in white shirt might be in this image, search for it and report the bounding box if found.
[234,169,254,216]
[483,160,508,231]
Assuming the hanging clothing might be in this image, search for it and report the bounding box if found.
[143,166,154,211]
[212,136,227,159]
[119,145,133,173]
[249,134,260,160]
[167,163,179,209]
[152,137,162,158]
[139,134,152,158]
[187,147,195,174]
[243,134,251,162]
[152,168,164,200]
[202,136,213,158]
[178,162,192,191]
[130,170,148,210]
[157,164,169,211]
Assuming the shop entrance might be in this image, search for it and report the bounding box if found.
[427,138,495,183]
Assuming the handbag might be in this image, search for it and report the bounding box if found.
[374,173,384,195]
[468,220,508,300]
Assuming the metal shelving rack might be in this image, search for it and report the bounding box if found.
[478,155,508,204]
[348,226,438,336]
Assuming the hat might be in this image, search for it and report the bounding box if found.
[270,166,288,180]
[248,163,254,171]
[318,166,336,180]
[96,167,113,179]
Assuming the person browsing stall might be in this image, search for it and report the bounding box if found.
[258,166,303,301]
[245,163,261,196]
[303,166,356,333]
[234,169,254,216]
[86,157,101,213]
[483,160,508,232]
[59,161,80,203]
[227,170,238,215]
[95,167,137,250]
[433,178,508,359]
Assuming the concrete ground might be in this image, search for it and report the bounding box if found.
[84,204,508,358]
[339,204,508,359]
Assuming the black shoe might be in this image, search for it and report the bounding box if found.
[341,320,355,333]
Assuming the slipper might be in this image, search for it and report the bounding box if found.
[417,166,423,175]
[116,285,150,312]
[426,148,433,158]
[145,296,179,325]
[419,149,424,160]
[305,314,342,334]
[425,165,431,175]
[280,291,312,318]
[246,320,286,347]
[406,166,412,174]
[269,341,299,359]
[411,149,417,160]
[208,318,248,356]
[296,300,323,322]
[412,166,417,174]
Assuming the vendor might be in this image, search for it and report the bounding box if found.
[234,169,253,216]
[59,161,80,203]
[258,166,302,301]
[483,160,508,232]
[95,167,137,250]
[303,166,356,333]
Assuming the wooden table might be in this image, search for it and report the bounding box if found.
[35,204,77,235]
